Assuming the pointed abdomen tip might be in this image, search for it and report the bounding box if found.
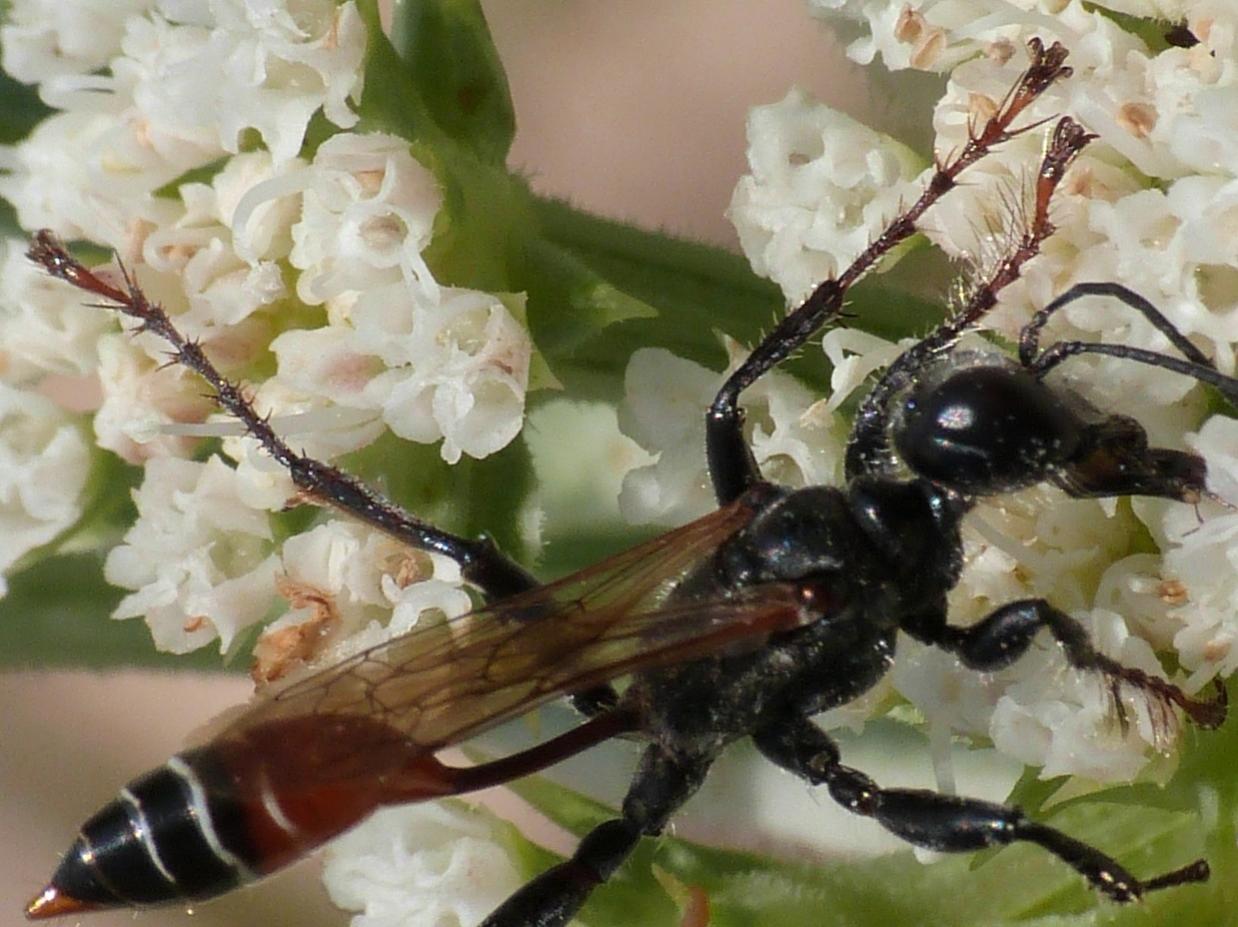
[25,885,93,921]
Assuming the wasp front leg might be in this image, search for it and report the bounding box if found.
[902,601,1228,734]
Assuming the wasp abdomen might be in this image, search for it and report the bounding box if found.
[29,713,459,919]
[37,754,255,914]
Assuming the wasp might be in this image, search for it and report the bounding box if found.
[24,40,1236,926]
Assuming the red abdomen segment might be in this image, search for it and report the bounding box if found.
[27,714,456,918]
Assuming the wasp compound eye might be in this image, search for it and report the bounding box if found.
[894,364,1082,494]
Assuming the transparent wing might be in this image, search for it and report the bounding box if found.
[222,493,811,763]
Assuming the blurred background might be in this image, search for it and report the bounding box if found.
[0,3,949,926]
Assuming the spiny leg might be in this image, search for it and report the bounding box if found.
[754,718,1212,902]
[27,231,537,600]
[708,38,1076,504]
[902,600,1227,738]
[479,746,711,927]
[846,115,1095,480]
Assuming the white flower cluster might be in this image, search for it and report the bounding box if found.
[251,520,471,683]
[0,379,90,595]
[625,2,1238,785]
[0,241,97,587]
[728,91,924,305]
[0,0,535,660]
[620,342,846,526]
[0,234,112,585]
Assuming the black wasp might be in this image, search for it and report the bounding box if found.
[25,39,1235,927]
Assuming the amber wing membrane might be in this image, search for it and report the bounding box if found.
[221,495,810,760]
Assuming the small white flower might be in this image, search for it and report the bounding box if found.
[728,88,923,305]
[0,0,153,83]
[290,132,443,305]
[524,398,653,534]
[0,109,184,250]
[92,332,217,463]
[142,151,300,332]
[272,283,533,464]
[252,520,470,682]
[118,0,365,165]
[890,640,1000,740]
[988,609,1173,781]
[323,802,523,927]
[0,383,91,596]
[360,287,532,464]
[1146,417,1238,683]
[618,347,718,524]
[820,328,906,413]
[103,455,279,653]
[0,0,366,255]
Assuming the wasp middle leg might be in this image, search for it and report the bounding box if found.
[902,601,1228,735]
[479,746,712,927]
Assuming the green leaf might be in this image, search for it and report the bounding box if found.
[0,552,220,671]
[0,67,51,145]
[1082,3,1184,54]
[352,0,437,142]
[388,0,516,164]
[521,194,944,403]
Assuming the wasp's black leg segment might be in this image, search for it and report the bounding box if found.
[707,281,847,503]
[480,746,711,927]
[754,718,1211,902]
[905,601,1227,730]
[478,818,641,927]
[1019,282,1211,368]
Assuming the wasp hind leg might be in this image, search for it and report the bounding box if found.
[754,718,1211,902]
[28,233,630,715]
